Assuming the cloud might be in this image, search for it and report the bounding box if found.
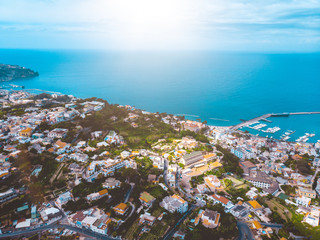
[0,0,319,51]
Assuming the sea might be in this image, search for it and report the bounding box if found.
[0,49,320,142]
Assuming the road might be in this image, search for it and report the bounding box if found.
[237,221,254,240]
[176,169,205,207]
[50,163,66,184]
[289,232,308,240]
[162,204,196,240]
[311,167,320,183]
[163,158,170,189]
[124,183,135,203]
[0,224,119,240]
[124,202,136,222]
[261,223,283,229]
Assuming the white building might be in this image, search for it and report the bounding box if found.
[48,128,68,139]
[208,194,234,212]
[55,191,73,208]
[304,207,320,227]
[160,195,188,214]
[296,196,311,207]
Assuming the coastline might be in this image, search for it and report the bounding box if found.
[2,86,320,143]
[170,112,320,144]
[1,50,320,142]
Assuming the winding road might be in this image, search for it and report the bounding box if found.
[0,224,119,240]
[237,221,254,240]
[162,204,196,240]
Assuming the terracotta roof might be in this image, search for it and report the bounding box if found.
[72,211,86,222]
[240,161,256,169]
[98,189,108,195]
[55,140,67,149]
[0,172,9,178]
[172,194,186,203]
[114,203,128,211]
[211,194,230,205]
[20,128,32,133]
[47,148,54,153]
[248,200,262,209]
[252,220,262,229]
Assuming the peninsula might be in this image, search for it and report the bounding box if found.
[0,64,39,81]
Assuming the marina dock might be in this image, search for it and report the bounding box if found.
[230,112,320,130]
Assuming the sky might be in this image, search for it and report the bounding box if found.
[0,0,319,51]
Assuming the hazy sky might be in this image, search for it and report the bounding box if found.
[0,0,319,51]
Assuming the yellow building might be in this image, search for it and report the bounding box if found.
[247,200,262,210]
[19,128,33,137]
[298,188,316,199]
[113,203,129,215]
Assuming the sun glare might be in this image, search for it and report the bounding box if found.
[101,0,193,49]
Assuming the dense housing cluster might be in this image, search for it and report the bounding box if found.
[0,89,320,239]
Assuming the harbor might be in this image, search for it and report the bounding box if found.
[230,112,320,130]
[231,112,320,143]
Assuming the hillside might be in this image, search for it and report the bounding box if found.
[0,64,39,81]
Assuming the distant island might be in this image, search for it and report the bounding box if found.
[0,64,39,81]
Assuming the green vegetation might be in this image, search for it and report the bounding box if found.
[179,130,210,144]
[281,185,296,196]
[64,199,90,212]
[146,185,168,199]
[226,186,249,202]
[313,172,320,190]
[186,204,238,240]
[77,99,210,148]
[0,103,34,118]
[287,212,320,239]
[72,179,104,198]
[78,99,177,148]
[121,216,140,240]
[296,158,313,175]
[215,145,243,175]
[223,178,233,188]
[264,199,292,223]
[140,222,168,240]
[12,151,60,202]
[0,63,38,81]
[285,156,313,175]
[190,174,204,188]
[65,180,131,213]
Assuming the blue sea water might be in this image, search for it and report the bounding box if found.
[0,49,320,142]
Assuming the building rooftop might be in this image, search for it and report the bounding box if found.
[98,189,108,195]
[114,203,128,211]
[247,200,262,209]
[140,192,155,203]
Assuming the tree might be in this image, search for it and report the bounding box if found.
[121,168,138,182]
[281,185,296,195]
[216,144,243,175]
[224,179,233,188]
[313,173,320,190]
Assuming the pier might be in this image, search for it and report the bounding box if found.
[230,112,320,130]
[230,114,271,130]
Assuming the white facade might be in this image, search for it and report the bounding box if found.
[160,195,188,214]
